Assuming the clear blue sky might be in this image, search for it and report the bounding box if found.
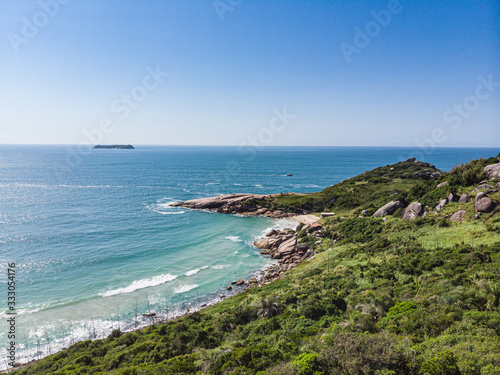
[0,0,499,146]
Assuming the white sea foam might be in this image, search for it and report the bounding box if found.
[174,284,199,294]
[100,274,177,297]
[185,265,210,276]
[57,184,125,189]
[149,200,185,215]
[225,236,242,242]
[152,210,185,215]
[186,268,200,276]
[292,184,320,189]
[257,218,299,239]
[212,264,230,270]
[156,202,175,208]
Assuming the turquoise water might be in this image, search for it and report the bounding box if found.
[0,145,498,364]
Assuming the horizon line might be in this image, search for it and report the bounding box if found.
[0,143,498,149]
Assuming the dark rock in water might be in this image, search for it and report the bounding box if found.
[226,285,232,291]
[373,201,404,217]
[93,145,135,149]
[248,277,258,284]
[450,210,466,222]
[402,202,424,220]
[266,229,278,237]
[142,312,156,317]
[236,278,245,286]
[458,194,470,203]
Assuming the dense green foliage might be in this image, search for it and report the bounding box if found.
[15,156,500,375]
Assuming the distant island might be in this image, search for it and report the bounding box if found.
[93,145,135,149]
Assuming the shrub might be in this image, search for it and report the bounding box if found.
[420,350,460,375]
[339,217,383,243]
[291,352,323,375]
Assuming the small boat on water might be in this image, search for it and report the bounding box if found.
[286,173,293,176]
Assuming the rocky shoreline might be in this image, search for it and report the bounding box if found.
[172,194,321,291]
[218,225,318,294]
[170,193,303,218]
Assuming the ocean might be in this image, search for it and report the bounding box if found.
[0,145,498,366]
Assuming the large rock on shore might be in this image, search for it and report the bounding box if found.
[277,237,296,257]
[450,210,466,222]
[476,196,496,213]
[402,202,424,220]
[458,194,470,203]
[435,199,448,212]
[171,193,270,210]
[171,193,298,218]
[475,192,487,202]
[484,163,500,179]
[472,184,497,194]
[373,201,404,217]
[254,237,283,250]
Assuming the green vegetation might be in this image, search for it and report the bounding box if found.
[15,156,500,375]
[258,160,440,215]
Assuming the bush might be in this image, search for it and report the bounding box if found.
[318,332,411,374]
[339,217,383,243]
[420,350,460,375]
[291,352,323,375]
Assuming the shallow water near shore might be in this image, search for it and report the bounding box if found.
[0,145,497,366]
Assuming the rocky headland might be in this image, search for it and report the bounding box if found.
[171,193,298,218]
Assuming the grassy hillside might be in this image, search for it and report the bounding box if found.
[14,156,500,375]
